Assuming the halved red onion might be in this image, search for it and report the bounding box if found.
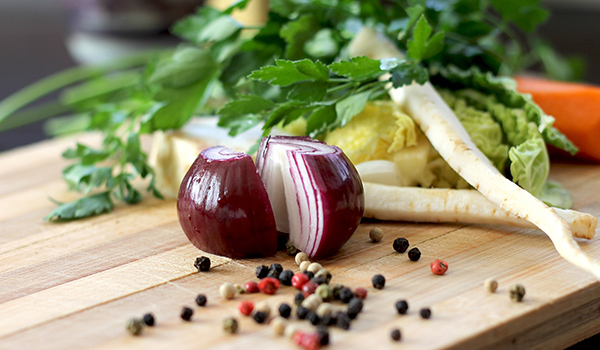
[177,146,277,258]
[256,136,365,259]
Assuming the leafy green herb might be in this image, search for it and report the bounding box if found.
[0,0,581,220]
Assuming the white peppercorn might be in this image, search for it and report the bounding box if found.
[307,262,323,274]
[316,303,333,318]
[369,227,384,242]
[220,282,237,300]
[299,260,311,272]
[484,278,498,293]
[271,316,287,336]
[255,300,271,318]
[295,252,309,265]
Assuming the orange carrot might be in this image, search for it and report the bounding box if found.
[514,76,600,162]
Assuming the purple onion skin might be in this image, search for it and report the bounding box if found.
[300,149,365,259]
[177,146,277,258]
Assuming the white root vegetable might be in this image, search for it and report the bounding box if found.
[351,28,600,278]
[363,182,597,240]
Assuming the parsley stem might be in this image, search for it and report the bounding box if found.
[326,82,357,94]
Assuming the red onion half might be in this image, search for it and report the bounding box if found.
[256,136,365,259]
[177,146,277,258]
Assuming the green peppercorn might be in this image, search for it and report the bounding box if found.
[126,317,143,336]
[395,300,409,315]
[420,307,431,319]
[391,328,401,341]
[222,316,239,334]
[180,306,194,321]
[286,241,300,256]
[372,274,386,289]
[142,313,155,327]
[316,284,333,302]
[393,237,409,253]
[279,303,292,318]
[195,294,207,306]
[408,247,421,261]
[509,284,526,302]
[194,256,211,272]
[369,227,384,242]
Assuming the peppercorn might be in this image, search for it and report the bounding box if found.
[270,263,283,274]
[316,284,333,302]
[304,271,315,280]
[320,312,335,326]
[390,328,401,341]
[354,287,368,299]
[286,241,300,256]
[302,281,318,297]
[339,287,355,303]
[331,284,344,300]
[335,311,351,330]
[509,284,526,302]
[348,297,363,315]
[195,293,207,306]
[142,313,155,327]
[369,227,384,242]
[307,311,321,325]
[237,300,254,316]
[258,277,280,295]
[395,300,409,314]
[307,262,323,274]
[253,311,268,324]
[295,292,306,305]
[392,237,409,253]
[279,269,294,286]
[295,252,309,265]
[302,294,323,311]
[222,316,238,334]
[234,284,245,294]
[292,273,310,290]
[180,306,194,321]
[267,269,280,279]
[194,256,211,272]
[271,316,287,335]
[126,317,143,336]
[420,307,432,319]
[408,247,421,261]
[311,276,327,285]
[220,282,237,300]
[297,306,310,319]
[279,303,292,318]
[314,269,332,284]
[484,278,498,293]
[299,260,311,272]
[430,259,449,275]
[256,265,269,279]
[244,281,260,293]
[316,326,330,345]
[316,303,333,318]
[372,274,386,289]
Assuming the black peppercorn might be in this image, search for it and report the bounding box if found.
[316,326,330,345]
[279,269,294,286]
[339,287,355,303]
[332,284,344,300]
[372,274,386,289]
[297,306,310,319]
[270,263,283,274]
[180,306,194,321]
[395,300,409,314]
[307,311,321,325]
[391,328,401,341]
[279,303,292,318]
[304,271,315,280]
[194,256,211,272]
[320,313,334,326]
[335,311,351,330]
[253,311,268,324]
[348,297,363,315]
[393,237,409,253]
[195,294,207,307]
[311,276,327,286]
[142,313,155,326]
[256,265,269,279]
[267,269,280,279]
[408,247,421,261]
[420,307,431,319]
[294,292,305,305]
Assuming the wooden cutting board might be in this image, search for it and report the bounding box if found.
[0,136,599,350]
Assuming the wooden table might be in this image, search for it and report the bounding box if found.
[1,136,599,349]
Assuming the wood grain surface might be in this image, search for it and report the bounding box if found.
[0,136,599,350]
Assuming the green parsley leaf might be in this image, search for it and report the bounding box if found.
[334,90,371,129]
[489,0,548,32]
[249,59,328,86]
[407,15,445,61]
[329,56,383,81]
[45,191,114,221]
[280,14,320,60]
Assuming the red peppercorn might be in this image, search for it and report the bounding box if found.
[293,331,306,346]
[244,281,260,293]
[300,332,321,350]
[291,273,310,290]
[302,281,318,297]
[354,287,368,299]
[237,300,254,316]
[258,277,280,295]
[430,259,449,275]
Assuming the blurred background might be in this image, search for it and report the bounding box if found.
[1,0,599,152]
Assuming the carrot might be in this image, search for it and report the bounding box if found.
[514,76,600,162]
